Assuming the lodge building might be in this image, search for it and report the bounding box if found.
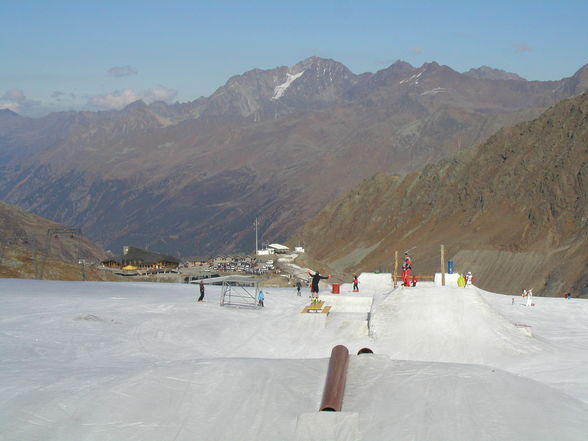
[102,246,180,270]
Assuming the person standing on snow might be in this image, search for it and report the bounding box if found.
[198,280,205,302]
[352,274,359,292]
[308,270,331,303]
[402,253,412,287]
[465,271,474,288]
[457,273,466,287]
[257,290,265,307]
[526,288,533,307]
[295,280,302,296]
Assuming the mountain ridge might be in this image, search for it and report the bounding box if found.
[1,57,587,257]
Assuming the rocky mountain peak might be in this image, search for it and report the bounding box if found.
[122,100,148,112]
[464,66,526,81]
[570,63,588,91]
[0,108,21,119]
[293,56,351,74]
[390,60,414,70]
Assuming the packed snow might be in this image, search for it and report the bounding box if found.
[399,70,423,85]
[420,87,449,96]
[272,71,305,100]
[1,275,587,441]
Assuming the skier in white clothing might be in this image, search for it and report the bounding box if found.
[526,288,533,307]
[465,272,473,288]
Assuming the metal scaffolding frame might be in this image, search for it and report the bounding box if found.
[217,275,261,308]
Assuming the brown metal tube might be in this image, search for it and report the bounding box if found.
[319,345,349,411]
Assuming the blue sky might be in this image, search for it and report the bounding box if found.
[2,0,588,116]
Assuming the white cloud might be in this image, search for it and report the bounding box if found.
[88,87,178,110]
[0,101,20,112]
[108,65,138,77]
[0,89,41,115]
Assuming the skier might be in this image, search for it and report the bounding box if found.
[308,270,331,303]
[402,253,412,287]
[257,290,265,307]
[457,274,466,287]
[197,280,205,302]
[352,274,359,292]
[526,288,533,307]
[465,271,474,288]
[295,280,302,296]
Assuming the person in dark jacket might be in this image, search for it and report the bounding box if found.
[295,280,302,296]
[198,280,205,302]
[308,270,331,303]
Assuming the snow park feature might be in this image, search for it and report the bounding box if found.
[1,275,588,440]
[319,345,351,412]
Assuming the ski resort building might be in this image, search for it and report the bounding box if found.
[268,243,290,254]
[101,246,180,270]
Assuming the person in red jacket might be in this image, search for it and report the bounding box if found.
[352,274,359,292]
[402,253,412,287]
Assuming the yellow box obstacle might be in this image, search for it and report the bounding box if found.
[301,301,330,314]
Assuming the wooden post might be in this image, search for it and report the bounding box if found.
[393,250,398,287]
[440,244,445,286]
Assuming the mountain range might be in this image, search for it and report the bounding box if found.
[1,57,588,257]
[292,92,588,297]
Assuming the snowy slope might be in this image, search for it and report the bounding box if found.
[1,276,587,441]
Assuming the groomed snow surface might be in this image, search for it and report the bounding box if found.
[1,274,588,441]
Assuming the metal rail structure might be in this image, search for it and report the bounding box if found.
[216,275,261,308]
[37,228,83,280]
[319,345,350,412]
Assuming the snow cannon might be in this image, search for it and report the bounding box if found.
[319,345,349,412]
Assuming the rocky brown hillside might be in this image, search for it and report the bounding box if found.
[0,201,109,280]
[1,58,587,257]
[292,92,588,298]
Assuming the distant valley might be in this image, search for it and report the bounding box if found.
[1,57,587,257]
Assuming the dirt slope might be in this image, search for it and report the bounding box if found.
[292,93,588,297]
